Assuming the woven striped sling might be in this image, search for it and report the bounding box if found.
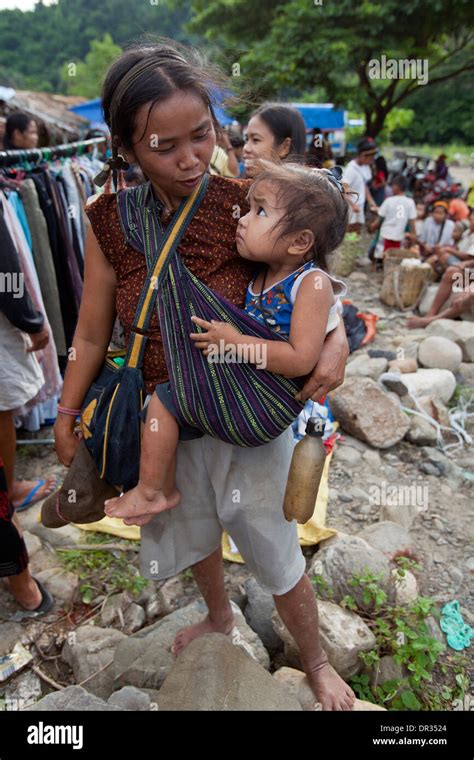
[117,175,305,447]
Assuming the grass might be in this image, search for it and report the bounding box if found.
[59,530,147,604]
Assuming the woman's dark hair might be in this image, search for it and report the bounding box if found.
[248,160,350,270]
[249,103,307,162]
[101,38,231,165]
[4,112,34,149]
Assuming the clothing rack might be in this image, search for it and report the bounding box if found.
[0,137,106,167]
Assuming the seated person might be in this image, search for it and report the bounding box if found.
[407,209,474,328]
[415,201,455,272]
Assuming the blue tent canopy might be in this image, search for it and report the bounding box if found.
[69,97,234,131]
[291,103,346,131]
[69,98,108,133]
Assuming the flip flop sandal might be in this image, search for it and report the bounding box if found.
[440,600,474,651]
[14,477,60,512]
[7,577,55,622]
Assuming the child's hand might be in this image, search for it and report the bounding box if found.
[190,315,241,353]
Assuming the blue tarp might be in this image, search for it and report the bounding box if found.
[291,104,346,131]
[69,97,233,130]
[69,98,108,133]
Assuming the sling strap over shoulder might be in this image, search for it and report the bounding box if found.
[116,173,209,370]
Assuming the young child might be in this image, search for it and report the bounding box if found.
[104,162,349,520]
[370,174,417,252]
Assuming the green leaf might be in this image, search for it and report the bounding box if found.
[401,690,421,710]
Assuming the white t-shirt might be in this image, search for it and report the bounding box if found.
[378,195,417,241]
[343,160,372,224]
[419,217,454,247]
[458,229,474,256]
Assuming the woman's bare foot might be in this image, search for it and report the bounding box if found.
[406,314,434,329]
[304,654,356,711]
[104,484,181,520]
[11,476,58,509]
[171,610,235,657]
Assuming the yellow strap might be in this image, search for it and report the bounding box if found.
[137,184,202,330]
[127,182,203,369]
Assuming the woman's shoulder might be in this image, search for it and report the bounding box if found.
[85,190,117,219]
[207,173,252,205]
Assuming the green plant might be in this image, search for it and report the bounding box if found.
[311,573,333,598]
[59,532,147,603]
[345,569,468,711]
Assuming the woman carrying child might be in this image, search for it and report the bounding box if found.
[54,41,354,710]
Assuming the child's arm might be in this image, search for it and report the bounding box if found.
[190,273,334,378]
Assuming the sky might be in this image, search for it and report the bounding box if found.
[0,0,56,10]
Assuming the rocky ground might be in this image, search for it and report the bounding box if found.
[1,242,472,712]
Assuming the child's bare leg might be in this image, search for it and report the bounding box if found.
[104,393,180,520]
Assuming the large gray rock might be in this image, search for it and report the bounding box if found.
[346,354,388,380]
[358,522,413,559]
[330,377,410,448]
[309,535,390,610]
[273,667,386,711]
[25,685,121,711]
[380,368,456,404]
[243,578,281,653]
[406,413,438,445]
[114,598,270,691]
[459,362,474,385]
[107,686,151,711]
[272,600,376,679]
[367,655,407,689]
[157,633,301,711]
[61,625,127,699]
[418,336,463,372]
[34,567,79,605]
[426,319,474,362]
[390,569,418,606]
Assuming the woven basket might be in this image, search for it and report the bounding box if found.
[380,249,432,310]
[334,234,363,277]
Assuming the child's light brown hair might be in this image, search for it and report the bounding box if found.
[247,159,351,271]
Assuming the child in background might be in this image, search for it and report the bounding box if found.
[104,162,349,519]
[370,174,417,252]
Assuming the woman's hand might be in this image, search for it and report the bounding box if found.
[190,315,241,353]
[295,321,349,402]
[54,415,82,467]
[26,328,50,352]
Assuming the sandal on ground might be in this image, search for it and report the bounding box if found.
[13,477,60,512]
[7,577,55,622]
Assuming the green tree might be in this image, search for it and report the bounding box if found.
[60,34,122,98]
[185,0,474,137]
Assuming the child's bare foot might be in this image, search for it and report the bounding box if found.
[304,654,356,711]
[406,314,433,329]
[104,484,181,520]
[171,610,235,657]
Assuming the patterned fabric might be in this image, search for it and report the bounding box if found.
[85,174,254,394]
[245,262,346,336]
[116,179,305,447]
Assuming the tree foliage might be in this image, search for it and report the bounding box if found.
[185,0,474,138]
